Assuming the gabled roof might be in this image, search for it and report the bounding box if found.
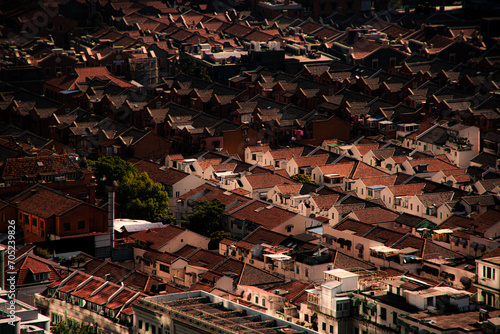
[129,225,188,250]
[242,227,288,247]
[134,160,191,185]
[238,263,284,286]
[10,185,83,218]
[229,200,296,230]
[243,173,294,190]
[185,248,226,270]
[268,147,304,161]
[290,154,329,168]
[350,207,399,224]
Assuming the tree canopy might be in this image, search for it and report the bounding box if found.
[291,173,315,184]
[52,321,95,334]
[89,156,170,222]
[181,58,212,83]
[184,198,226,237]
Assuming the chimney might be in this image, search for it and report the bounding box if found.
[176,199,182,226]
[106,180,119,256]
[0,245,5,290]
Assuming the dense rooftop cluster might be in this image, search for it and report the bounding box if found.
[2,0,500,333]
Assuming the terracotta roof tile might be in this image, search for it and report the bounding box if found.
[13,186,80,218]
[387,183,426,196]
[130,225,186,250]
[244,174,294,190]
[351,162,389,179]
[186,249,226,270]
[355,143,381,156]
[291,154,329,168]
[229,201,296,230]
[243,227,288,246]
[238,264,284,286]
[174,245,198,258]
[312,194,340,210]
[134,160,191,185]
[269,147,304,160]
[333,218,373,235]
[351,207,399,224]
[360,175,398,187]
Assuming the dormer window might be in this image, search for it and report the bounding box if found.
[33,272,50,282]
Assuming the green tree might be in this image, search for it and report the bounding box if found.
[291,173,315,184]
[89,156,136,197]
[87,12,105,28]
[89,156,170,222]
[181,58,212,83]
[209,230,232,250]
[185,199,226,236]
[117,171,170,222]
[52,321,94,334]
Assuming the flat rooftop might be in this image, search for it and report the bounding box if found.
[139,291,316,334]
[404,310,500,331]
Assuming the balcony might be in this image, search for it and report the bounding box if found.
[446,137,472,151]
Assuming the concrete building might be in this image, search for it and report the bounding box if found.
[132,290,317,334]
[0,289,50,334]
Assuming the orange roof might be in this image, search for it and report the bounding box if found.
[45,67,134,91]
[387,183,426,196]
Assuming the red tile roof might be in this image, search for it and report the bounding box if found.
[1,154,81,181]
[290,154,329,168]
[185,248,226,270]
[244,174,294,190]
[333,218,373,235]
[269,147,304,160]
[45,67,134,90]
[134,160,191,185]
[13,186,80,218]
[129,225,186,250]
[229,201,296,230]
[351,207,399,224]
[387,183,426,197]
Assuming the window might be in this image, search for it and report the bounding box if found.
[410,203,413,210]
[330,325,333,333]
[367,189,373,197]
[78,221,85,229]
[160,264,170,273]
[322,322,326,331]
[380,307,386,320]
[390,57,396,68]
[372,59,379,70]
[175,191,180,197]
[151,325,156,334]
[32,217,37,226]
[262,299,266,307]
[296,266,300,275]
[255,296,259,304]
[138,320,143,329]
[63,223,70,231]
